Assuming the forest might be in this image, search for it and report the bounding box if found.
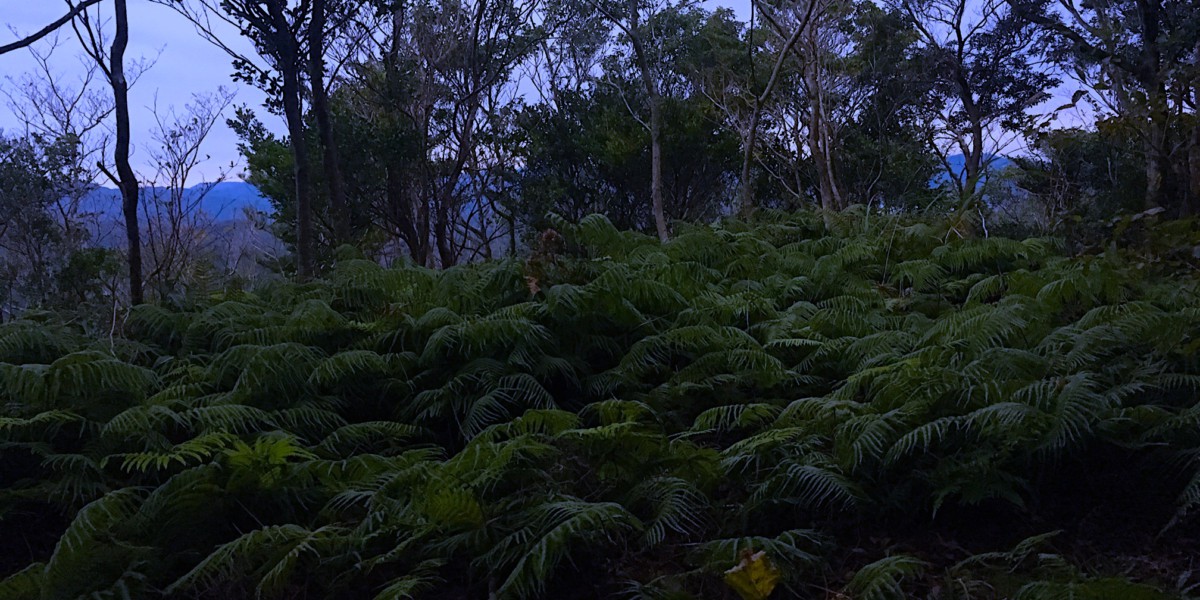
[1,0,1199,598]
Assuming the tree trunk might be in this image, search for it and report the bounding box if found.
[282,76,314,278]
[435,200,455,267]
[267,3,315,279]
[810,115,836,214]
[384,4,426,264]
[953,56,984,205]
[964,124,984,196]
[1138,0,1168,211]
[1145,106,1167,210]
[418,185,433,268]
[1189,70,1200,216]
[309,0,350,244]
[627,9,669,243]
[819,114,842,209]
[111,0,142,305]
[739,105,761,217]
[648,96,669,242]
[805,50,840,226]
[387,165,422,264]
[508,213,517,256]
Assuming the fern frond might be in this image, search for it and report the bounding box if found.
[627,476,707,547]
[317,421,425,456]
[0,562,43,600]
[371,559,446,600]
[41,487,145,595]
[115,432,238,473]
[690,403,780,434]
[693,529,824,574]
[494,500,640,598]
[167,524,351,597]
[843,555,927,600]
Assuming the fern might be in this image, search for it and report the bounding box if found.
[114,432,238,473]
[843,555,928,600]
[492,500,640,598]
[167,524,351,597]
[0,210,1196,599]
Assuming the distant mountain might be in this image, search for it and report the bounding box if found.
[76,160,1013,226]
[946,154,1015,174]
[933,155,1016,188]
[81,181,271,222]
[191,181,273,221]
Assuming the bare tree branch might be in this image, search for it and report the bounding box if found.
[0,0,105,55]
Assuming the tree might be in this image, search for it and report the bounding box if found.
[2,35,115,254]
[0,0,105,56]
[0,135,72,316]
[584,0,688,242]
[1,0,148,305]
[73,0,146,303]
[1012,0,1200,215]
[228,0,540,267]
[752,0,856,223]
[682,7,814,215]
[798,0,848,218]
[898,0,1058,210]
[0,133,125,323]
[308,0,351,244]
[140,90,236,298]
[832,1,941,210]
[514,85,743,232]
[998,125,1147,236]
[159,0,320,278]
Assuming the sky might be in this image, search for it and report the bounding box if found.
[0,1,754,182]
[1,2,271,181]
[2,0,1070,185]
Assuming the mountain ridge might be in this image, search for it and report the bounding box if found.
[82,181,270,222]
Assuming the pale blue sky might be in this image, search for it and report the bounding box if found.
[3,2,289,181]
[1,1,752,182]
[1,1,1085,185]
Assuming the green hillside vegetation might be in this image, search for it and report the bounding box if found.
[2,210,1199,599]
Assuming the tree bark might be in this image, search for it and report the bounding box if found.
[386,165,423,264]
[964,123,984,195]
[738,107,761,216]
[1189,56,1200,216]
[1140,79,1169,211]
[383,3,428,265]
[1138,0,1168,211]
[804,44,841,225]
[282,78,315,279]
[647,96,669,242]
[267,2,315,278]
[0,0,104,56]
[1145,110,1167,210]
[308,0,350,244]
[950,51,985,204]
[627,6,669,242]
[111,0,142,304]
[809,108,836,216]
[436,208,454,268]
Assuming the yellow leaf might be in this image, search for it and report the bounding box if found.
[723,550,781,600]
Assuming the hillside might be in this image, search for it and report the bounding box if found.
[1,211,1198,599]
[81,181,271,224]
[77,156,999,228]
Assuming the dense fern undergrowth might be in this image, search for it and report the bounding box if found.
[2,210,1200,599]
